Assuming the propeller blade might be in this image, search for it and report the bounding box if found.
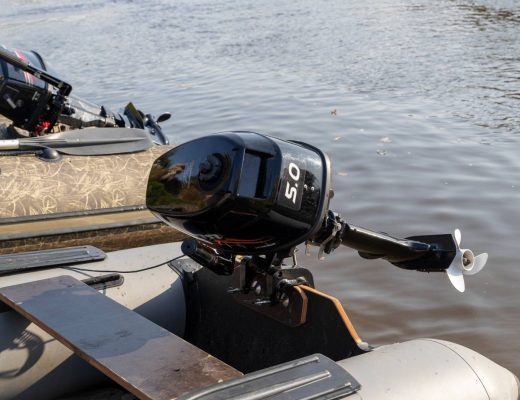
[454,228,462,246]
[445,229,488,292]
[463,253,488,276]
[447,262,465,292]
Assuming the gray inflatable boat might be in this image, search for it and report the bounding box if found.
[0,131,517,399]
[0,243,517,400]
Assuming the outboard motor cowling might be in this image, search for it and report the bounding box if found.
[146,131,332,255]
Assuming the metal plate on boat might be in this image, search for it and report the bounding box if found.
[0,245,106,275]
[178,353,361,400]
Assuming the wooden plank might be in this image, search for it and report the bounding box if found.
[0,276,241,400]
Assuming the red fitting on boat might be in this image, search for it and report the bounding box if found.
[35,121,50,136]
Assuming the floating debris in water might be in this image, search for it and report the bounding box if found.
[380,136,392,143]
[337,171,349,176]
[331,108,337,116]
[333,136,342,141]
[376,149,386,156]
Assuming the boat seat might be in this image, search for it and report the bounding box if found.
[0,275,241,400]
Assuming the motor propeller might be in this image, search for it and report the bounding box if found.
[446,229,488,293]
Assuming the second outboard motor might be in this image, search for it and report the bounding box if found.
[0,47,55,133]
[0,45,169,143]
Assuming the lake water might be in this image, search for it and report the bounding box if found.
[1,0,519,376]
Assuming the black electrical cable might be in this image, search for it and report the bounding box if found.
[63,255,185,274]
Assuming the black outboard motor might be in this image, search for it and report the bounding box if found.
[0,47,56,133]
[0,45,169,143]
[0,45,122,134]
[147,131,487,293]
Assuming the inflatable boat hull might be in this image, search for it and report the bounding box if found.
[0,243,517,400]
[0,243,185,400]
[0,133,184,255]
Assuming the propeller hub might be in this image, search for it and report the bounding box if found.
[461,249,475,271]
